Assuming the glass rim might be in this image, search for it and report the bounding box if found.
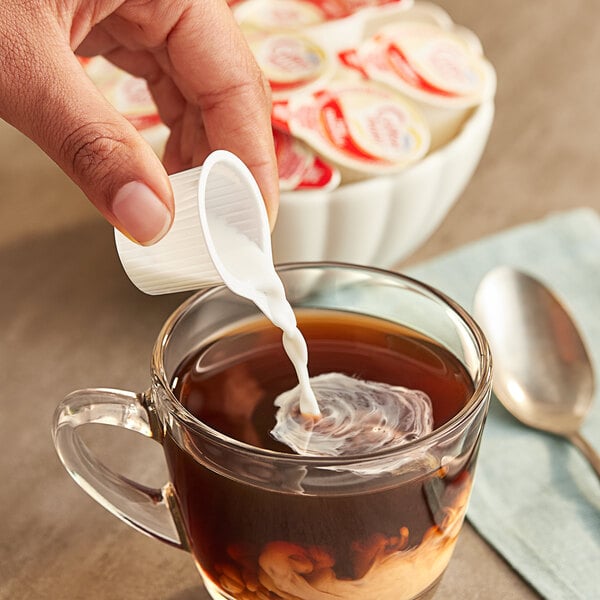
[152,262,492,466]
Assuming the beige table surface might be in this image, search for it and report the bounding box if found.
[1,1,598,599]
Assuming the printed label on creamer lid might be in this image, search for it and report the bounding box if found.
[275,82,430,174]
[247,31,333,99]
[353,21,496,107]
[82,56,160,130]
[274,128,341,191]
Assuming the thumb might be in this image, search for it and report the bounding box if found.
[1,34,173,245]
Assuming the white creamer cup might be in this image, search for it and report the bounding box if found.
[115,150,272,295]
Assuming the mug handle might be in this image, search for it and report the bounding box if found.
[52,388,189,551]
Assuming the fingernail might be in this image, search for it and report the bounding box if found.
[112,181,172,245]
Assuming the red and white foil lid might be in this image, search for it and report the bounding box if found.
[273,81,430,175]
[273,128,341,191]
[234,0,412,29]
[352,21,496,107]
[247,31,333,100]
[82,56,160,130]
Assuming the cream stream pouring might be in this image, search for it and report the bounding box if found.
[115,150,319,417]
[115,150,320,416]
[115,150,434,455]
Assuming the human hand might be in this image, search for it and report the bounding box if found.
[0,0,278,244]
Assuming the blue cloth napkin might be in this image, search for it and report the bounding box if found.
[407,208,600,600]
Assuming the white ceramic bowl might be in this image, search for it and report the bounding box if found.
[271,100,494,269]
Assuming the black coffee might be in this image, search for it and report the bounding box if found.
[164,309,477,599]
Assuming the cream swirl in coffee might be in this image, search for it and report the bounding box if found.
[271,372,434,457]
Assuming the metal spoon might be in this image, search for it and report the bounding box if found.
[474,266,600,479]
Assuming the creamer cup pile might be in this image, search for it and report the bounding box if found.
[82,0,495,190]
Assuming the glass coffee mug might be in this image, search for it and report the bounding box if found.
[53,264,492,600]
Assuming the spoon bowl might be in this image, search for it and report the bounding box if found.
[474,266,600,479]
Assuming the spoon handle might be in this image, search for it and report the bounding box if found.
[567,431,600,481]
